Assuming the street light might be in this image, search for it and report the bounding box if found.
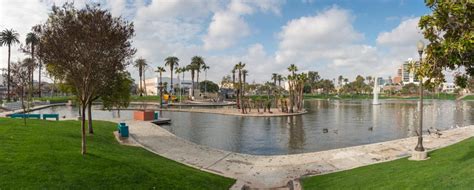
[415,40,425,152]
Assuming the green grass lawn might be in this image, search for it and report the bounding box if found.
[301,137,474,189]
[463,95,474,100]
[33,96,74,103]
[0,118,235,189]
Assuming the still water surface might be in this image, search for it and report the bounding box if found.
[32,100,474,155]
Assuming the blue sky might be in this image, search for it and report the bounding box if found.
[1,0,438,83]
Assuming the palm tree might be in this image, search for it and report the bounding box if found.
[180,67,187,101]
[164,56,179,95]
[155,66,166,107]
[134,58,147,96]
[277,74,284,88]
[287,64,298,112]
[25,32,39,95]
[186,63,198,97]
[235,62,246,113]
[288,64,298,76]
[202,64,210,95]
[242,69,248,95]
[191,56,205,89]
[175,67,184,102]
[271,73,278,85]
[0,29,20,100]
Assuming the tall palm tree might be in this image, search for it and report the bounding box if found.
[235,62,246,113]
[287,64,298,111]
[32,25,43,97]
[271,73,278,86]
[25,32,39,95]
[175,67,183,102]
[180,67,187,101]
[0,29,20,100]
[191,56,205,89]
[202,64,210,95]
[186,63,198,97]
[164,56,179,95]
[134,58,147,96]
[277,74,284,87]
[242,69,248,94]
[288,64,298,77]
[155,66,166,107]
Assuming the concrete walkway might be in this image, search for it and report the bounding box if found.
[118,119,474,189]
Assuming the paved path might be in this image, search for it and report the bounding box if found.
[117,119,474,189]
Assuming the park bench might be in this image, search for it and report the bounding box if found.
[117,122,129,137]
[9,114,24,119]
[43,114,59,121]
[9,114,41,119]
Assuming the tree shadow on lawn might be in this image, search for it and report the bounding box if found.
[459,145,474,162]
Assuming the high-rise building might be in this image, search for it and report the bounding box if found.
[401,60,419,84]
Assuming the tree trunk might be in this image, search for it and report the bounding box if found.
[143,71,147,96]
[7,45,11,101]
[196,70,200,90]
[159,73,163,108]
[170,68,174,95]
[139,70,142,97]
[81,102,87,155]
[191,71,195,97]
[87,102,93,134]
[38,60,42,97]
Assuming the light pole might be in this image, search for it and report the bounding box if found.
[415,40,425,152]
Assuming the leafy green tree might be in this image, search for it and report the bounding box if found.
[102,72,133,117]
[38,3,135,154]
[419,0,473,87]
[0,28,20,100]
[199,80,219,93]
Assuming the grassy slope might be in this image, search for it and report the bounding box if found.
[463,95,474,100]
[302,137,474,189]
[0,118,234,189]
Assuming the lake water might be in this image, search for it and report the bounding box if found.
[31,99,474,155]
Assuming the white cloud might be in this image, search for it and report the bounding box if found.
[203,12,250,50]
[203,0,283,50]
[274,6,378,79]
[0,0,49,71]
[376,17,423,47]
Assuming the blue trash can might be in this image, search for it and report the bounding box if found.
[154,112,159,120]
[120,125,129,137]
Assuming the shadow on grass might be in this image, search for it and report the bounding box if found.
[459,145,474,162]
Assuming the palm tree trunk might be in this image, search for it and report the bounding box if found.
[143,71,147,96]
[170,68,174,95]
[159,72,163,108]
[191,71,195,97]
[196,71,200,90]
[139,68,142,97]
[7,45,11,101]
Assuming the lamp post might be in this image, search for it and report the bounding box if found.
[415,40,425,152]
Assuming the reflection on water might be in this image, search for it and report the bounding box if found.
[31,100,474,155]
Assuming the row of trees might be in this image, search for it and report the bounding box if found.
[133,55,211,100]
[0,27,44,100]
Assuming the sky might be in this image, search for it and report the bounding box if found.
[0,0,439,84]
